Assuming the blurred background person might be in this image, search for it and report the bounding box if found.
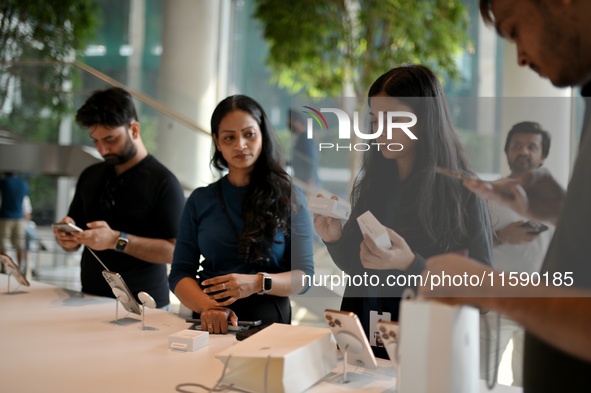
[288,108,319,195]
[0,172,29,269]
[483,121,554,386]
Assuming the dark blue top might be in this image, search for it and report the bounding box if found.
[169,176,314,292]
[0,175,29,219]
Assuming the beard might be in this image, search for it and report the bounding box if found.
[103,134,137,165]
[509,156,537,174]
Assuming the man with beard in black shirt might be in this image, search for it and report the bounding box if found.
[54,87,185,309]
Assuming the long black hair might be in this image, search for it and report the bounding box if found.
[210,95,292,264]
[351,64,473,247]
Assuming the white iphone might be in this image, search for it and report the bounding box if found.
[52,222,84,234]
[0,254,30,287]
[102,270,142,315]
[324,309,378,369]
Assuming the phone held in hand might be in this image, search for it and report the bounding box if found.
[521,220,549,234]
[52,222,83,234]
[435,167,515,198]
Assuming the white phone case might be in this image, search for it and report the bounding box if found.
[102,270,142,315]
[324,309,378,369]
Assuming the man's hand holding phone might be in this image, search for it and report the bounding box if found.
[496,220,546,245]
[463,168,564,225]
[53,218,83,251]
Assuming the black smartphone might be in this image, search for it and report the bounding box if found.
[521,221,549,234]
[235,322,274,341]
[186,318,262,332]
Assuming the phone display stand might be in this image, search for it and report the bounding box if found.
[334,331,363,383]
[112,287,129,324]
[1,254,29,295]
[138,291,157,330]
[110,287,139,326]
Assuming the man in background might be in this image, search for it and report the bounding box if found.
[484,121,554,386]
[54,87,185,309]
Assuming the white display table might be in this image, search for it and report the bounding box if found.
[0,274,521,393]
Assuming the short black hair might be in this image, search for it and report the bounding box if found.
[504,121,551,158]
[75,87,138,128]
[479,0,495,26]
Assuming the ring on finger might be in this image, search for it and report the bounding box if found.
[222,283,226,290]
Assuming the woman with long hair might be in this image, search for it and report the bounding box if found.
[170,95,314,333]
[314,65,492,358]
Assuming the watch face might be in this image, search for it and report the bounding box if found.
[115,237,128,251]
[263,276,272,291]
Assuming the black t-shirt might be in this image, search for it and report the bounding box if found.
[522,82,591,391]
[68,155,185,307]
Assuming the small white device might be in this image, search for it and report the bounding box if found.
[324,309,378,370]
[169,329,209,352]
[308,196,351,219]
[357,210,391,249]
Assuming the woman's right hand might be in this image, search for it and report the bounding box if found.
[199,306,238,334]
[312,194,343,243]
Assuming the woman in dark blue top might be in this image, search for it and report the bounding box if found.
[313,65,493,358]
[169,95,314,334]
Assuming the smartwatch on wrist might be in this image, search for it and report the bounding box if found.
[114,231,129,252]
[257,272,272,295]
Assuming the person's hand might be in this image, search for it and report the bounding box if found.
[202,273,261,306]
[496,220,540,245]
[464,168,564,225]
[71,221,119,251]
[360,227,415,271]
[53,216,81,251]
[312,194,343,242]
[418,253,496,309]
[199,306,238,334]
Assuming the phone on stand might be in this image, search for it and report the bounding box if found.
[52,222,84,234]
[324,309,378,369]
[102,270,142,315]
[377,320,399,367]
[0,254,30,287]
